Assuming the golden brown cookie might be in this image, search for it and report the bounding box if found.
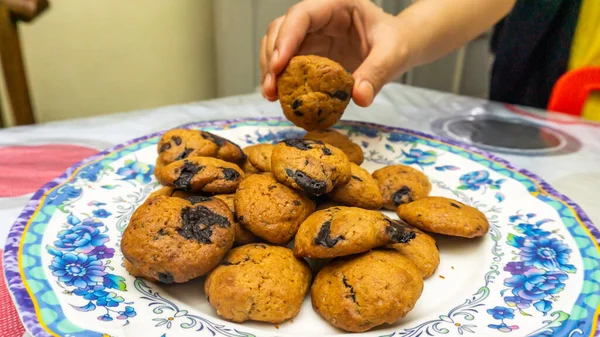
[155,156,244,194]
[397,196,489,238]
[205,244,312,324]
[277,55,354,131]
[294,207,415,258]
[329,163,383,209]
[303,129,363,164]
[148,186,194,199]
[316,199,345,211]
[156,129,245,167]
[121,195,235,283]
[214,194,259,245]
[311,250,423,332]
[372,164,432,210]
[242,144,274,172]
[271,139,351,196]
[234,173,315,245]
[388,228,440,278]
[123,258,152,280]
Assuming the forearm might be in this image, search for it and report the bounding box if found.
[394,0,515,71]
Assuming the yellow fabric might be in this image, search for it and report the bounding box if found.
[569,0,600,121]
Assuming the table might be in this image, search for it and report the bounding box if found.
[1,83,599,337]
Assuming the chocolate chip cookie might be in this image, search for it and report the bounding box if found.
[311,250,423,332]
[205,244,312,324]
[277,55,354,131]
[121,195,235,283]
[155,156,244,194]
[303,129,363,164]
[242,144,274,173]
[148,186,194,199]
[388,228,440,278]
[214,194,259,245]
[329,163,383,209]
[397,196,489,238]
[294,207,415,258]
[271,139,351,196]
[234,173,315,245]
[156,129,246,168]
[372,164,432,210]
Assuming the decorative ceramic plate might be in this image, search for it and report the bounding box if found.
[4,118,600,337]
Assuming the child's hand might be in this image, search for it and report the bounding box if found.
[260,0,408,107]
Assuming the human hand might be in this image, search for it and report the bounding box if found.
[260,0,410,107]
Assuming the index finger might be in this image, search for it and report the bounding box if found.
[270,0,350,75]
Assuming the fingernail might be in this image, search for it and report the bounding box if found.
[359,80,375,105]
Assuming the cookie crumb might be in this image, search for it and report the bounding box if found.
[275,325,279,329]
[439,275,445,279]
[451,266,455,270]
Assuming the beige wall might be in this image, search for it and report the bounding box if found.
[12,0,215,124]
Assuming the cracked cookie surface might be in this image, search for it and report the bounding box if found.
[294,206,415,258]
[303,129,363,164]
[241,144,274,173]
[397,196,490,238]
[205,244,312,323]
[277,55,354,131]
[388,228,440,278]
[311,250,423,332]
[329,163,383,209]
[271,139,351,196]
[121,195,235,283]
[155,156,244,193]
[234,173,315,245]
[372,164,432,210]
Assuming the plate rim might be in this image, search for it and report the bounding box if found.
[4,116,600,337]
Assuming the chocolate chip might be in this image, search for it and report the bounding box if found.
[450,202,461,209]
[342,276,357,303]
[221,168,240,181]
[385,219,415,243]
[314,220,344,247]
[293,110,304,117]
[159,143,171,153]
[254,243,267,249]
[200,131,227,147]
[282,138,323,150]
[317,109,323,116]
[351,175,363,182]
[238,215,244,221]
[153,228,167,241]
[268,185,277,191]
[221,255,250,266]
[175,148,194,161]
[158,272,173,284]
[291,99,302,109]
[293,200,302,206]
[172,136,182,146]
[179,205,231,243]
[174,162,202,190]
[321,147,332,156]
[392,186,412,205]
[285,168,327,196]
[332,91,349,101]
[186,195,213,204]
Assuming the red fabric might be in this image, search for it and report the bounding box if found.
[0,250,25,337]
[0,144,98,197]
[548,67,600,116]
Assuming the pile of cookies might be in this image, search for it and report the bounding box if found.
[120,55,490,333]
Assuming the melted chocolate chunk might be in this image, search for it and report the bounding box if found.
[283,138,323,150]
[179,205,231,243]
[321,147,332,156]
[175,148,194,161]
[291,99,302,109]
[314,220,344,248]
[186,195,213,204]
[385,219,415,243]
[172,136,182,146]
[158,272,174,284]
[450,202,461,209]
[317,108,323,116]
[293,110,304,117]
[200,131,227,147]
[332,91,349,101]
[268,185,277,191]
[351,175,363,182]
[159,143,171,153]
[285,168,327,196]
[174,162,203,190]
[221,168,240,181]
[392,186,412,205]
[293,200,302,206]
[342,275,357,303]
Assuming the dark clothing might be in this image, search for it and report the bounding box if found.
[489,0,582,108]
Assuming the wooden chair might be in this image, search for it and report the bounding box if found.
[0,0,48,127]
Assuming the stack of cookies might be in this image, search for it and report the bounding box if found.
[120,56,490,333]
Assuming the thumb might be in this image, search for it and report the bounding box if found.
[351,42,407,107]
